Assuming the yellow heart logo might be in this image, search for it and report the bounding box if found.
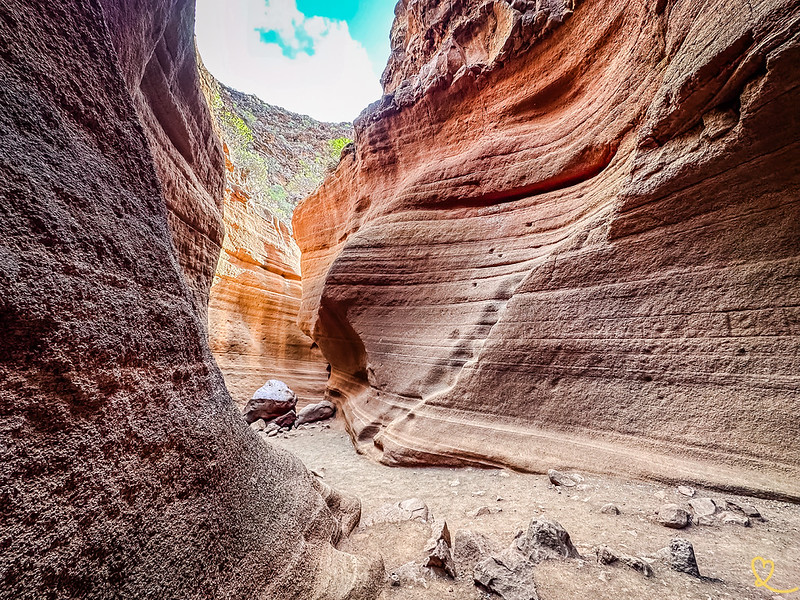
[752,556,799,594]
[752,557,776,587]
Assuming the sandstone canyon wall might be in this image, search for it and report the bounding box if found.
[294,0,800,499]
[0,1,379,598]
[202,72,350,407]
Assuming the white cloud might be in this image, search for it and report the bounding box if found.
[195,0,383,123]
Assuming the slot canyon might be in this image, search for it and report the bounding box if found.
[1,1,798,599]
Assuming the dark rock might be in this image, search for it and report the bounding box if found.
[296,400,336,426]
[474,549,539,600]
[243,380,298,423]
[596,546,618,565]
[516,517,581,562]
[273,410,297,429]
[725,499,763,521]
[669,538,701,578]
[453,530,499,575]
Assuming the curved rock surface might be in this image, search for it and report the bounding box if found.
[202,67,341,407]
[0,1,380,598]
[208,172,329,406]
[294,0,800,498]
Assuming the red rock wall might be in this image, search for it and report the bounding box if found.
[294,0,800,499]
[208,170,329,407]
[0,1,379,597]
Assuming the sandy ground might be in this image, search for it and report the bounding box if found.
[270,419,800,600]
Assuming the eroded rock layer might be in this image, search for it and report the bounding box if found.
[294,0,800,498]
[208,151,329,407]
[0,1,379,598]
[202,71,346,407]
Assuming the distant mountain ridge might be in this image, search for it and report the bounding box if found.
[201,63,353,222]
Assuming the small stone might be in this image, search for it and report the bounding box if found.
[250,419,266,432]
[620,556,654,578]
[264,421,280,434]
[725,499,763,521]
[267,429,278,437]
[425,520,455,578]
[472,490,486,496]
[273,410,296,429]
[497,496,504,502]
[499,471,510,478]
[596,546,618,565]
[449,480,460,487]
[362,498,430,526]
[694,515,717,526]
[600,503,620,515]
[719,511,751,527]
[668,538,701,577]
[657,504,691,529]
[468,506,493,517]
[677,486,696,497]
[548,469,577,488]
[688,498,716,518]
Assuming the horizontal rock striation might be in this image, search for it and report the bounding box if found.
[294,0,800,498]
[202,67,346,407]
[0,1,380,598]
[208,166,329,406]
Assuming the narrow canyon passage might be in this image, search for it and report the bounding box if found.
[1,0,799,599]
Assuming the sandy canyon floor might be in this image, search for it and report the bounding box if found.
[271,420,800,600]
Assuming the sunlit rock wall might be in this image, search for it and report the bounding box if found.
[294,0,800,499]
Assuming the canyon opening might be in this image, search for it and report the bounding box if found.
[1,1,799,599]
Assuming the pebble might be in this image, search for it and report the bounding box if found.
[548,469,577,488]
[600,503,621,515]
[678,486,696,497]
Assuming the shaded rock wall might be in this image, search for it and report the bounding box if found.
[294,0,800,499]
[201,69,347,407]
[0,1,379,598]
[209,167,330,407]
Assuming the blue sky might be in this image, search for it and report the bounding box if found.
[195,0,397,122]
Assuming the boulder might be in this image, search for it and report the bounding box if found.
[273,410,297,429]
[453,530,499,575]
[243,380,298,424]
[688,498,717,518]
[296,400,336,426]
[424,520,456,578]
[657,505,691,529]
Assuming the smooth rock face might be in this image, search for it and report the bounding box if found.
[294,0,800,497]
[0,2,379,598]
